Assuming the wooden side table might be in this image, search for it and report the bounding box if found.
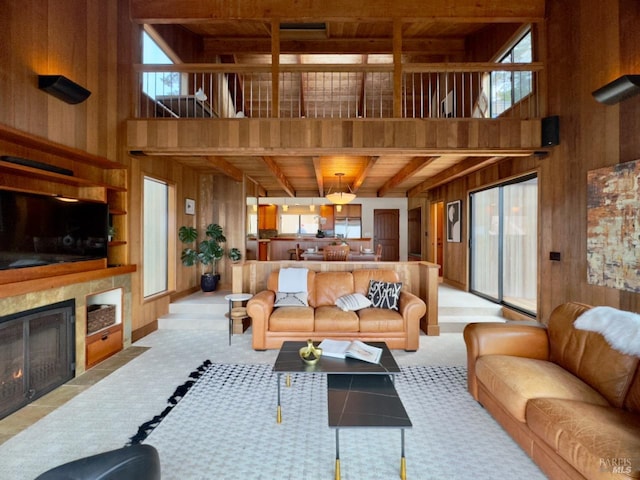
[224,293,253,345]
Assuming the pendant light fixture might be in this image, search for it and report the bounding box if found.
[325,173,356,205]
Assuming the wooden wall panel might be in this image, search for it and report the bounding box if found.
[0,1,119,162]
[428,0,640,320]
[127,118,542,155]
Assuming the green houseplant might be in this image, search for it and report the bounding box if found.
[228,247,242,263]
[178,223,226,292]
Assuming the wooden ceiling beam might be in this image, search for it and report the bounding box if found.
[351,156,378,193]
[378,156,438,197]
[261,156,296,197]
[130,0,545,23]
[205,156,244,182]
[203,38,465,55]
[312,156,324,196]
[407,156,502,196]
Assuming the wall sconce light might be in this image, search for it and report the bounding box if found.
[592,75,640,105]
[38,75,91,104]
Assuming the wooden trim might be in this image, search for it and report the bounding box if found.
[132,320,158,343]
[0,264,136,299]
[0,122,123,170]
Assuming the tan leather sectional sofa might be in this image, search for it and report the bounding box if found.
[246,269,426,351]
[464,302,640,480]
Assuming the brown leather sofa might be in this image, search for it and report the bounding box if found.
[464,302,640,480]
[247,269,426,351]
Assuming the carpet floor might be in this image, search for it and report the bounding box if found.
[134,362,545,480]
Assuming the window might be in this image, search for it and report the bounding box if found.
[143,177,175,298]
[280,214,319,235]
[142,31,181,100]
[491,30,533,117]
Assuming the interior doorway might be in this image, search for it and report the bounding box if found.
[373,209,399,261]
[431,201,444,276]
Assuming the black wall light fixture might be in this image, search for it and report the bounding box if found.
[592,75,640,105]
[38,75,91,104]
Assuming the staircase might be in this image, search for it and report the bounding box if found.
[158,290,230,330]
[437,284,505,333]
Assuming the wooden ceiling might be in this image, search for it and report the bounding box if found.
[129,0,546,198]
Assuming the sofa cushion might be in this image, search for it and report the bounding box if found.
[267,270,316,306]
[268,306,314,332]
[274,291,309,307]
[358,307,404,332]
[367,280,402,311]
[547,302,640,408]
[336,293,372,311]
[476,355,610,422]
[353,269,401,296]
[314,306,359,332]
[314,272,355,307]
[526,398,640,480]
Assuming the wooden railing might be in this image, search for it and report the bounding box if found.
[134,62,544,120]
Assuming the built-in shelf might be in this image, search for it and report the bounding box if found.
[0,122,129,267]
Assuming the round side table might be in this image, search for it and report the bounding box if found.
[224,293,253,345]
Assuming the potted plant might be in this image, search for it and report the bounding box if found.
[228,247,242,263]
[178,223,226,292]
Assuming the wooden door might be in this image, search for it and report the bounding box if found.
[373,209,399,261]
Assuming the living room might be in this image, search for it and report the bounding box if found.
[0,0,639,478]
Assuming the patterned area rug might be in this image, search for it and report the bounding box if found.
[131,363,545,480]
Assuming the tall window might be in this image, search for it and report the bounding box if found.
[143,177,173,298]
[142,31,181,99]
[491,30,533,117]
[470,175,538,315]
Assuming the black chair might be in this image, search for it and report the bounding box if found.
[34,444,160,480]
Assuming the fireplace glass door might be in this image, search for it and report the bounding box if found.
[0,300,75,419]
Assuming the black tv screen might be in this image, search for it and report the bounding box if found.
[0,190,108,270]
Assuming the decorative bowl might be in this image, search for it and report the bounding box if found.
[363,248,373,253]
[306,248,315,253]
[299,339,322,365]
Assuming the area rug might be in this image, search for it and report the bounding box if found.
[130,362,545,480]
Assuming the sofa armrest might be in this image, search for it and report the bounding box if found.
[398,291,427,351]
[246,290,275,350]
[463,322,549,400]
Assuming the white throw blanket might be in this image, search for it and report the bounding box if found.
[278,267,308,292]
[575,306,640,357]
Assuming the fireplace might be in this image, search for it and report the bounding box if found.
[0,299,75,420]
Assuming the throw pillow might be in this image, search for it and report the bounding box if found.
[335,293,372,312]
[274,291,308,307]
[367,280,402,311]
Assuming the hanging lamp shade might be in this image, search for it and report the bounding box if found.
[325,173,356,205]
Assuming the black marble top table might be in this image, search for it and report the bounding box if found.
[272,341,400,375]
[327,374,412,428]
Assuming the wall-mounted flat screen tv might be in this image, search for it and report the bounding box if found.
[0,190,108,270]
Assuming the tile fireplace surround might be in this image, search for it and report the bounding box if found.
[0,273,133,377]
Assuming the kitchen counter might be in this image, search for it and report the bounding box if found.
[267,238,373,261]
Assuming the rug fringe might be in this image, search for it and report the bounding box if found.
[126,359,212,446]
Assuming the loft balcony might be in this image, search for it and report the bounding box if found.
[127,62,545,197]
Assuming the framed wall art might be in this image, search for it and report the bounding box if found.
[447,200,461,243]
[185,198,196,215]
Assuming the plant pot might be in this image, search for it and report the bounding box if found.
[201,273,220,292]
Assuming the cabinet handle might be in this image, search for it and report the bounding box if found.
[101,334,109,341]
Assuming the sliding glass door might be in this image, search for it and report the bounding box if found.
[470,175,538,315]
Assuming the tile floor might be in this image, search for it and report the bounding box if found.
[0,283,508,448]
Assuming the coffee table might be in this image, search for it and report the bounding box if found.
[272,341,411,480]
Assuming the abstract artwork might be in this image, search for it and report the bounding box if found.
[447,200,461,243]
[586,159,640,292]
